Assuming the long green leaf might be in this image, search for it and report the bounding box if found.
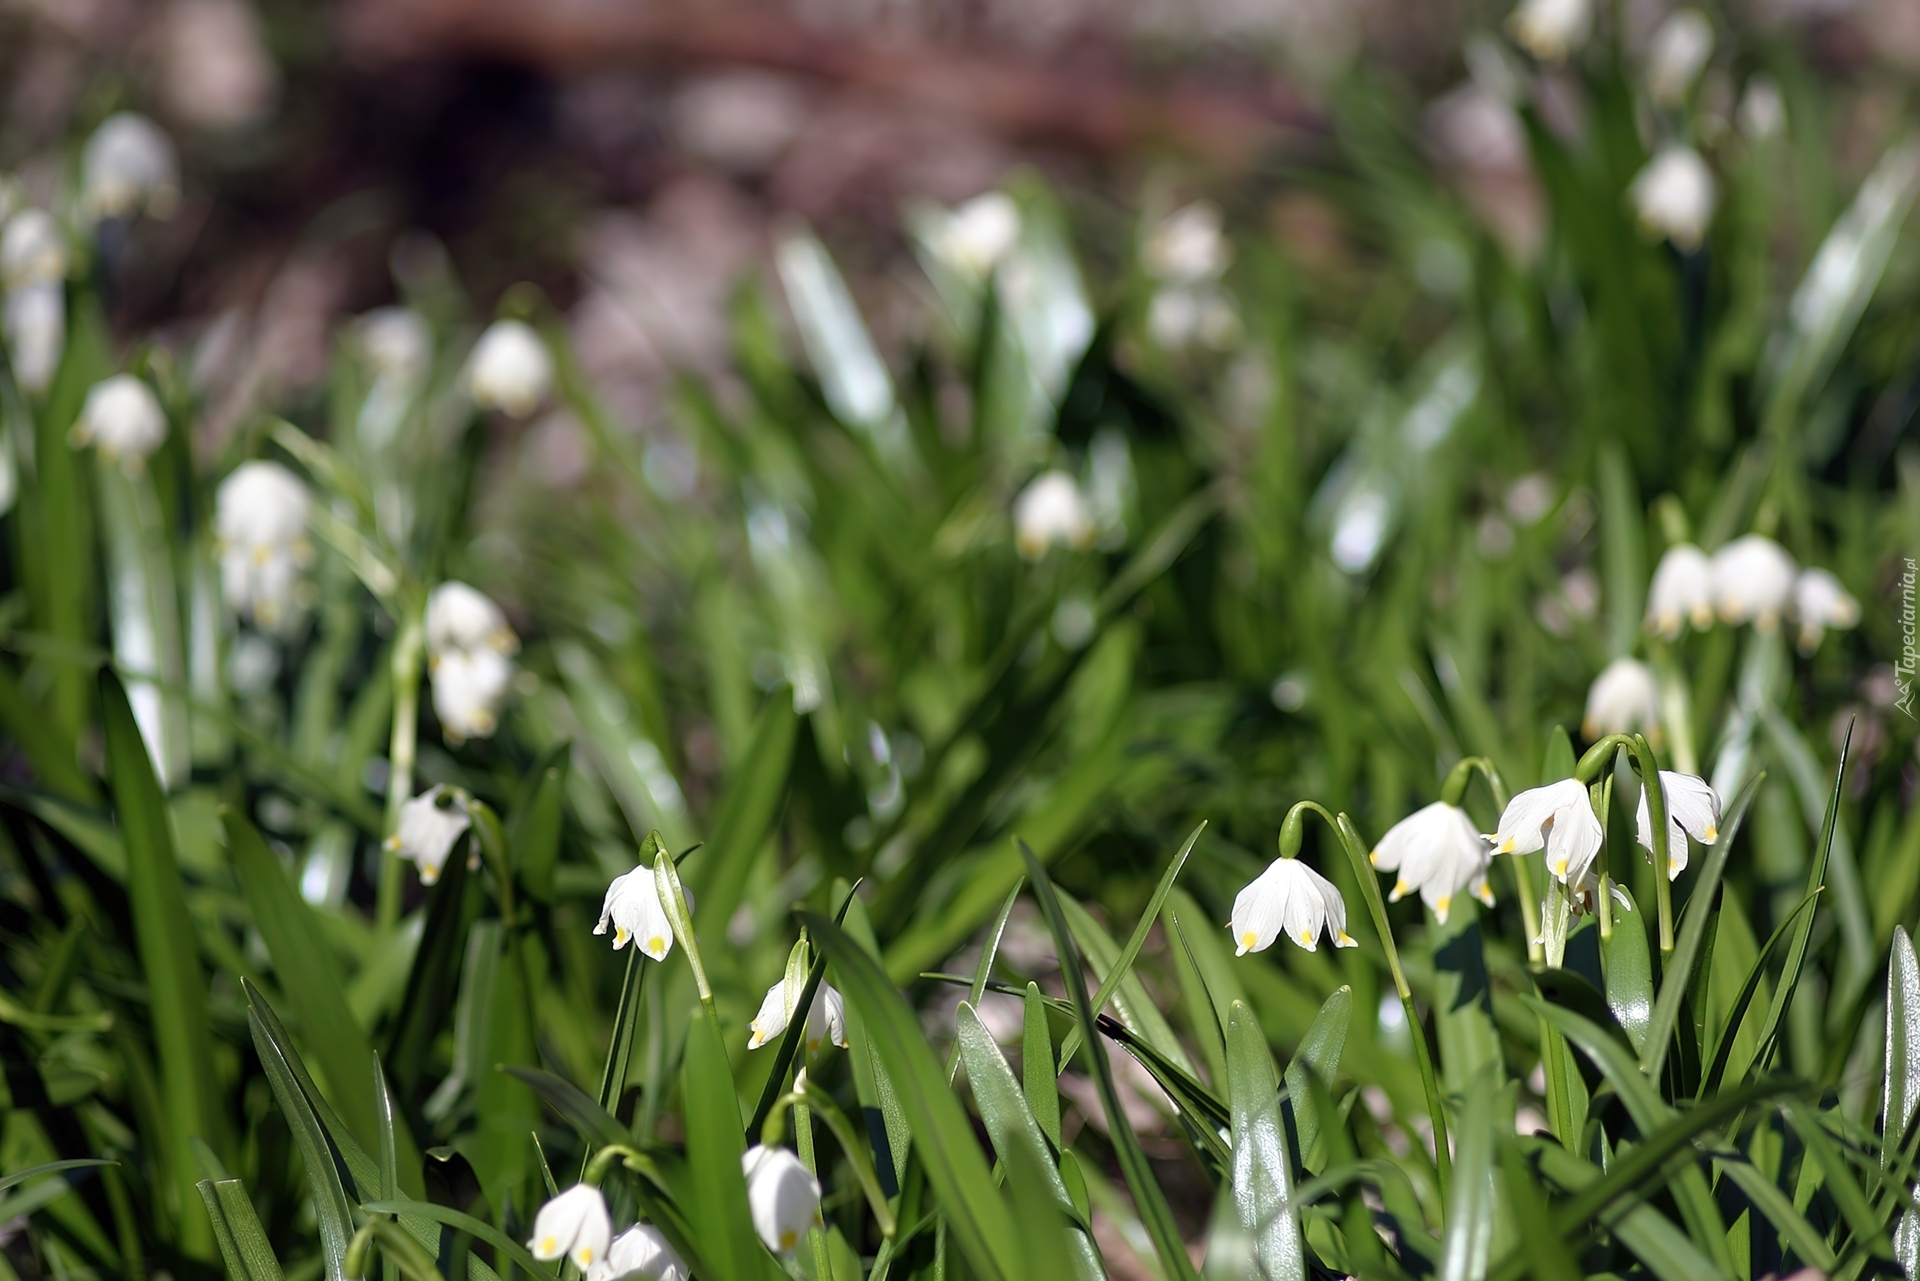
[1696,887,1823,1099]
[1023,982,1061,1151]
[0,1159,116,1195]
[1439,1066,1500,1281]
[502,1066,633,1149]
[248,989,357,1281]
[681,1008,772,1281]
[690,695,796,935]
[360,1202,556,1281]
[509,744,569,902]
[1282,986,1350,1176]
[1603,885,1654,1053]
[1226,1000,1303,1281]
[199,1179,288,1281]
[1883,926,1920,1171]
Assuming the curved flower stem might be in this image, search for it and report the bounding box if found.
[345,1219,442,1281]
[377,605,425,935]
[1439,756,1508,810]
[581,1141,671,1188]
[763,1081,898,1239]
[793,1097,834,1281]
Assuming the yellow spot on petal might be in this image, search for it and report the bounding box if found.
[613,927,629,946]
[1433,895,1451,916]
[1704,826,1718,842]
[1298,930,1313,944]
[1499,839,1516,854]
[577,1250,593,1265]
[648,935,666,955]
[1369,850,1381,866]
[780,1231,797,1251]
[1554,859,1568,875]
[1392,879,1410,897]
[1336,931,1356,946]
[539,1238,556,1255]
[1241,931,1258,950]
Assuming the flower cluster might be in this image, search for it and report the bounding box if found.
[1142,201,1237,350]
[425,581,518,743]
[215,461,315,632]
[1647,534,1858,652]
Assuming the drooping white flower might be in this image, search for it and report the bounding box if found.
[1646,543,1716,638]
[1144,202,1230,284]
[1508,0,1590,62]
[383,785,471,886]
[741,1146,821,1255]
[1712,534,1797,631]
[1488,779,1604,885]
[933,192,1021,279]
[1791,568,1859,653]
[73,375,167,464]
[1369,801,1493,923]
[1635,771,1720,879]
[81,114,180,222]
[356,307,432,384]
[1013,471,1094,560]
[1,209,67,289]
[1630,146,1717,250]
[594,863,690,961]
[1646,8,1714,107]
[1229,858,1357,955]
[427,581,518,656]
[215,461,314,630]
[428,647,515,743]
[4,283,63,394]
[527,1184,612,1273]
[588,1225,687,1281]
[747,975,848,1052]
[1583,657,1659,739]
[466,319,552,417]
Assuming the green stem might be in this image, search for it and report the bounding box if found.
[471,800,542,1080]
[1511,853,1543,966]
[378,608,425,934]
[1594,778,1613,942]
[794,1100,834,1281]
[1635,735,1676,953]
[652,836,723,1047]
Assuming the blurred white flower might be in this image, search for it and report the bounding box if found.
[747,975,847,1052]
[1635,771,1719,879]
[81,114,181,222]
[1013,471,1094,559]
[1230,858,1356,955]
[594,863,686,960]
[741,1146,820,1255]
[1738,76,1786,141]
[1792,568,1858,653]
[429,647,515,743]
[1147,284,1240,350]
[1488,779,1603,885]
[527,1185,611,1273]
[588,1225,686,1281]
[1630,146,1716,250]
[1,209,67,289]
[4,283,64,394]
[356,307,432,384]
[160,0,279,131]
[72,375,167,465]
[1583,657,1659,739]
[467,319,552,417]
[427,581,518,656]
[1646,543,1716,637]
[1712,534,1797,630]
[1369,801,1492,923]
[383,785,470,886]
[215,461,314,630]
[1647,9,1714,107]
[1508,0,1590,62]
[1144,202,1230,284]
[934,192,1021,279]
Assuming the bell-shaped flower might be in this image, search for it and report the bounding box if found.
[1144,202,1230,284]
[1646,543,1716,638]
[932,192,1021,279]
[1791,568,1858,653]
[5,283,63,394]
[356,306,432,385]
[1635,771,1720,879]
[1630,146,1716,250]
[81,114,180,222]
[1013,471,1094,560]
[747,975,848,1052]
[741,1146,820,1255]
[384,786,471,886]
[594,864,690,961]
[1,208,67,290]
[467,319,552,418]
[1488,779,1604,886]
[429,647,515,743]
[1647,8,1713,107]
[1370,801,1493,924]
[588,1225,687,1281]
[1583,657,1659,739]
[216,461,314,630]
[527,1184,612,1273]
[427,581,518,657]
[1230,858,1357,955]
[1712,534,1797,631]
[73,375,167,465]
[1508,0,1590,61]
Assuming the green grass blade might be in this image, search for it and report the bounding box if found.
[1886,926,1920,1171]
[945,881,1022,1086]
[1780,1101,1891,1262]
[1057,892,1195,1077]
[1603,885,1654,1053]
[500,1067,634,1148]
[1712,1151,1838,1272]
[248,990,358,1281]
[0,1160,116,1195]
[1226,1000,1303,1281]
[387,851,474,1097]
[1697,887,1823,1099]
[1439,1066,1500,1281]
[361,1202,556,1281]
[689,695,797,936]
[1282,986,1350,1175]
[679,1009,772,1281]
[202,1179,287,1281]
[508,743,569,903]
[1023,982,1061,1151]
[1497,1144,1580,1281]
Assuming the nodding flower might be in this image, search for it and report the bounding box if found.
[526,1185,611,1273]
[73,375,168,467]
[1507,0,1590,62]
[81,114,180,222]
[384,786,471,886]
[1229,857,1357,955]
[932,191,1021,279]
[466,319,552,418]
[1,208,68,290]
[747,973,847,1053]
[1629,146,1717,251]
[1647,8,1714,107]
[1635,771,1720,879]
[1487,779,1604,887]
[215,461,314,632]
[1711,534,1797,631]
[425,581,518,744]
[1791,568,1859,654]
[594,863,687,961]
[741,1146,821,1255]
[1583,657,1659,741]
[1013,471,1094,560]
[1370,801,1493,924]
[587,1225,687,1281]
[1645,543,1715,639]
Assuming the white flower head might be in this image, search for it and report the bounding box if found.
[1646,543,1716,638]
[1635,770,1720,879]
[429,647,514,743]
[1792,568,1858,653]
[1013,470,1094,560]
[5,282,64,395]
[1583,657,1659,739]
[1370,801,1493,924]
[1712,534,1797,631]
[741,1146,821,1255]
[1508,0,1590,62]
[747,976,848,1052]
[1647,8,1714,107]
[588,1225,687,1281]
[1230,857,1357,955]
[215,461,314,630]
[1630,146,1716,250]
[81,114,180,222]
[595,863,689,960]
[467,319,552,417]
[73,375,167,464]
[383,786,471,885]
[1144,202,1230,284]
[1,208,68,290]
[526,1184,612,1273]
[1488,779,1604,885]
[1738,76,1786,141]
[356,307,432,384]
[935,192,1021,278]
[427,581,518,657]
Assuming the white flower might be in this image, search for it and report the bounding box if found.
[427,581,518,656]
[527,1184,612,1273]
[1508,0,1590,61]
[81,114,180,222]
[934,192,1021,278]
[1738,76,1786,141]
[1369,801,1492,923]
[356,307,432,384]
[594,864,688,960]
[1583,657,1659,739]
[73,375,167,464]
[429,647,514,742]
[1646,8,1713,107]
[1144,202,1230,284]
[1635,771,1719,879]
[1013,471,1094,559]
[215,461,314,630]
[382,786,471,886]
[588,1225,687,1281]
[1791,568,1858,653]
[1712,534,1797,630]
[467,319,552,417]
[1147,284,1240,350]
[1630,146,1716,250]
[4,282,63,394]
[1229,858,1357,955]
[747,975,848,1052]
[1646,543,1716,638]
[1488,779,1604,885]
[1,209,67,290]
[741,1146,820,1255]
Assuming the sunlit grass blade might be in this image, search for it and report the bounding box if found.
[689,697,797,936]
[361,1202,555,1281]
[248,984,358,1281]
[746,881,862,1139]
[1282,986,1350,1175]
[1023,982,1061,1151]
[1602,886,1653,1053]
[1226,1000,1303,1281]
[1886,926,1920,1178]
[678,1009,775,1281]
[501,1067,633,1148]
[1696,887,1823,1099]
[199,1178,288,1281]
[1058,893,1194,1076]
[1438,1066,1500,1281]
